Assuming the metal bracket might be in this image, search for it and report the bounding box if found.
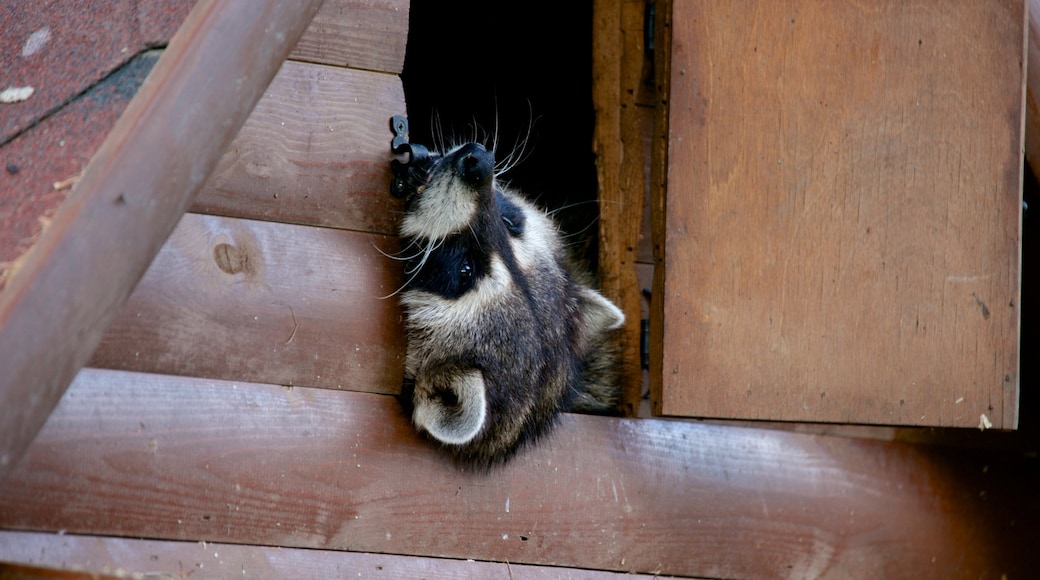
[388,115,434,198]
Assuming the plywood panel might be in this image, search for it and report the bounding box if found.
[654,0,1024,427]
[89,213,405,394]
[0,532,659,580]
[193,61,405,235]
[290,0,409,74]
[1,369,1037,578]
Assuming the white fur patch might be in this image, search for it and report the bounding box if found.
[399,172,478,240]
[413,369,487,445]
[400,254,513,333]
[503,193,560,274]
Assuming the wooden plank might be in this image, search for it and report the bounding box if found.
[593,0,649,414]
[2,369,1037,578]
[89,213,405,394]
[0,0,324,482]
[654,0,1024,427]
[290,0,409,74]
[192,61,405,236]
[0,532,663,580]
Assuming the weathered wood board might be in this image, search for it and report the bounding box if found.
[0,532,661,580]
[89,213,405,394]
[291,0,409,74]
[593,0,650,414]
[653,0,1024,428]
[1,368,1036,578]
[192,60,405,235]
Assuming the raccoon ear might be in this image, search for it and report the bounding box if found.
[576,286,625,334]
[412,369,487,446]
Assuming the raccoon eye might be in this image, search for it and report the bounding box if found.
[459,257,473,283]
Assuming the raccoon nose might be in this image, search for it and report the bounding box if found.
[455,143,494,187]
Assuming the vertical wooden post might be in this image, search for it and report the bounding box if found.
[0,0,326,480]
[1025,0,1040,173]
[593,0,649,414]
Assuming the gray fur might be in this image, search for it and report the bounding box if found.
[396,141,623,465]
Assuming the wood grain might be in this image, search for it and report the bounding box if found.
[1,368,1037,578]
[654,0,1024,427]
[1026,0,1040,174]
[647,0,672,416]
[290,0,409,74]
[0,0,323,482]
[89,213,405,394]
[593,0,650,414]
[0,532,661,580]
[192,61,405,236]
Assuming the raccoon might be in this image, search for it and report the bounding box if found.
[393,140,624,466]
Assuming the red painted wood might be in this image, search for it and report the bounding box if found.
[0,0,195,144]
[1,53,161,289]
[0,369,1035,578]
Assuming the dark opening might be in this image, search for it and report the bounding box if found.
[401,1,599,268]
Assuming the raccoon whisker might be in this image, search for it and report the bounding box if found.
[466,222,485,254]
[379,236,446,300]
[431,110,448,157]
[558,218,601,241]
[545,199,608,218]
[405,235,446,276]
[371,243,427,263]
[494,103,536,178]
[492,106,500,157]
[369,238,431,262]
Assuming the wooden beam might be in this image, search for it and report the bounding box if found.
[0,0,326,481]
[0,531,657,579]
[1,369,1036,578]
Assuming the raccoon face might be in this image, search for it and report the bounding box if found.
[396,141,624,465]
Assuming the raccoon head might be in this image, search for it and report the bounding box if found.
[396,141,624,465]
